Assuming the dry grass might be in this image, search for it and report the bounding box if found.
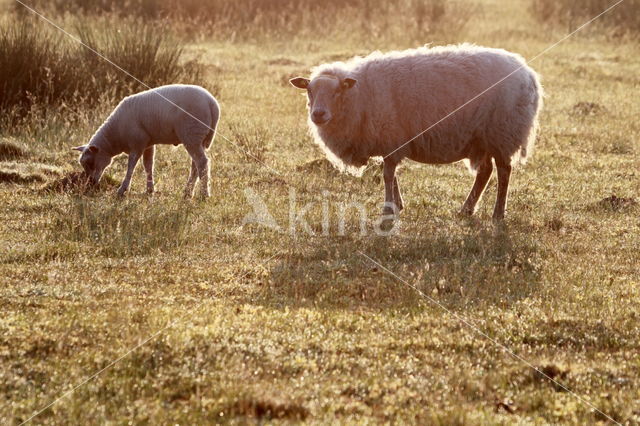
[530,0,640,36]
[15,0,474,40]
[1,0,640,424]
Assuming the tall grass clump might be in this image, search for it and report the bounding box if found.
[50,197,195,257]
[0,18,202,126]
[530,0,640,36]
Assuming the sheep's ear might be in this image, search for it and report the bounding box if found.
[88,145,99,153]
[72,145,86,152]
[342,78,357,90]
[290,77,310,89]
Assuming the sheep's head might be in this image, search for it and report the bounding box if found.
[290,75,357,126]
[73,145,112,184]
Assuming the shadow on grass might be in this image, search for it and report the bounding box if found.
[258,219,542,311]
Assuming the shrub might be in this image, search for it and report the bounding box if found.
[0,19,203,125]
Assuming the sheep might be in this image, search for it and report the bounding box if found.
[290,43,543,220]
[73,84,220,198]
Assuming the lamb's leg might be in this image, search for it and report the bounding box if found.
[393,175,404,211]
[493,160,512,221]
[117,151,142,197]
[183,159,198,199]
[383,159,400,215]
[143,146,155,194]
[184,144,210,198]
[460,156,493,216]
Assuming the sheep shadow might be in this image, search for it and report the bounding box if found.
[256,218,543,312]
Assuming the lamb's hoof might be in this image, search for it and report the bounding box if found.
[116,189,127,198]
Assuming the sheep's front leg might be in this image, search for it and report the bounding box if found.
[393,175,404,211]
[143,146,155,194]
[117,151,142,197]
[383,159,400,216]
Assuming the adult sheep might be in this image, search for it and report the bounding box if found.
[74,84,220,198]
[290,44,542,220]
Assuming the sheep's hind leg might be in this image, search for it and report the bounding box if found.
[143,146,155,194]
[183,159,198,199]
[117,150,142,197]
[493,159,512,221]
[184,144,210,198]
[460,156,493,216]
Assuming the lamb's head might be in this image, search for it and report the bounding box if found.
[290,74,357,126]
[73,145,112,184]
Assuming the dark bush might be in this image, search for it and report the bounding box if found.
[0,19,202,125]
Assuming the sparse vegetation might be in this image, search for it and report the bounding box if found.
[1,0,639,424]
[530,0,640,36]
[15,0,474,40]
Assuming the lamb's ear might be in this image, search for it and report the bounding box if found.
[290,77,310,89]
[88,145,99,153]
[72,145,86,152]
[342,78,357,90]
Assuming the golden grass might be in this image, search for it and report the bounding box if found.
[1,0,640,424]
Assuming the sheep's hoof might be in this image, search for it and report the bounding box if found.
[459,206,475,217]
[380,207,399,230]
[381,204,400,216]
[378,216,398,233]
[492,212,506,222]
[116,188,127,198]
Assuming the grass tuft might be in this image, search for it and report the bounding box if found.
[0,19,203,125]
[0,138,28,160]
[0,161,62,184]
[40,171,118,194]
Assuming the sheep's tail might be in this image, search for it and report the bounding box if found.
[204,99,220,149]
[518,71,544,164]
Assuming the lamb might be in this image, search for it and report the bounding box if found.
[74,84,220,198]
[290,44,543,220]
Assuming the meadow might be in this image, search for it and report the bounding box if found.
[1,0,639,424]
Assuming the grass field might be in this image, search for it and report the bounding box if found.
[1,0,639,424]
